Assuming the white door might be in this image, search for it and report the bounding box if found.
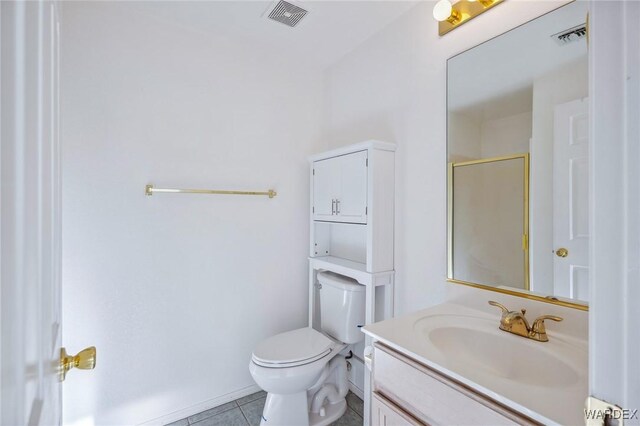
[0,3,92,425]
[552,98,590,302]
[312,157,341,221]
[338,150,368,224]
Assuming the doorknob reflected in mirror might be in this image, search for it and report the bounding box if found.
[555,248,569,258]
[60,346,96,381]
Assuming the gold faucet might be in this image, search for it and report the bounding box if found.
[488,301,563,342]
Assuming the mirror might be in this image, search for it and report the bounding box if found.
[447,1,589,309]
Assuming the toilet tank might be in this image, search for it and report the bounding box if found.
[318,271,365,344]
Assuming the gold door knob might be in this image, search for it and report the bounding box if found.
[60,346,96,382]
[555,248,569,258]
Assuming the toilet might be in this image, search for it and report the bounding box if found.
[249,271,365,426]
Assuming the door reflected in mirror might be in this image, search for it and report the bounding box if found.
[447,1,589,308]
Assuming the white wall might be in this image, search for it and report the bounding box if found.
[449,110,532,159]
[60,3,324,424]
[322,0,571,316]
[448,112,481,162]
[480,111,531,158]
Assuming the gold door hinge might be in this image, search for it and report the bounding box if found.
[522,234,528,251]
[586,12,590,47]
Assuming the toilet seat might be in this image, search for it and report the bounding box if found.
[252,327,335,368]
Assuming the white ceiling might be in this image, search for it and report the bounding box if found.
[126,1,419,69]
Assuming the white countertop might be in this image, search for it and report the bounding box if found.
[362,302,588,426]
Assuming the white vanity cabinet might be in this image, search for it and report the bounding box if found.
[312,150,368,224]
[371,343,540,426]
[371,393,421,426]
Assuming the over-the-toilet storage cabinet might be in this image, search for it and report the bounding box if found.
[312,150,368,224]
[308,140,395,426]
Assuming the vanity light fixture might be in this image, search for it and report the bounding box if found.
[434,0,505,36]
[469,0,495,6]
[433,0,460,24]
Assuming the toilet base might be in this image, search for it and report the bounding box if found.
[259,392,347,426]
[260,392,308,426]
[308,399,346,426]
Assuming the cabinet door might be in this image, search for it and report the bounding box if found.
[373,344,525,425]
[372,393,421,426]
[313,157,340,221]
[337,150,368,224]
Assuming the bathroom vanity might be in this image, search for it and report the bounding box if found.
[362,302,588,425]
[366,3,592,424]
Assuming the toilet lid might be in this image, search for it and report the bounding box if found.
[252,328,334,367]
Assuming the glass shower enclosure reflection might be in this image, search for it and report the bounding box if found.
[448,154,529,290]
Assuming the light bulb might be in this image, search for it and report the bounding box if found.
[433,0,453,22]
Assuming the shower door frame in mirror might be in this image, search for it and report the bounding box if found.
[447,153,530,292]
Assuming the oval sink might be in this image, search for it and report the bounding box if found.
[413,314,583,389]
[427,326,579,387]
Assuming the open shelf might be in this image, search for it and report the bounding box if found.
[312,221,367,264]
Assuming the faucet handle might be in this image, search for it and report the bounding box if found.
[532,315,563,328]
[530,315,563,342]
[488,300,509,314]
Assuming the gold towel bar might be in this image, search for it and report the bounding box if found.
[145,184,277,198]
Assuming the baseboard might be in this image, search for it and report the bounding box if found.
[139,384,262,426]
[348,380,364,400]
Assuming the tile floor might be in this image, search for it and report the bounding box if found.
[166,390,364,426]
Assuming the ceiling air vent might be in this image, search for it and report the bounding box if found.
[268,0,308,28]
[551,24,587,45]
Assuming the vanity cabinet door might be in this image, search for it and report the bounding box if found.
[312,150,368,224]
[373,344,537,426]
[372,392,422,426]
